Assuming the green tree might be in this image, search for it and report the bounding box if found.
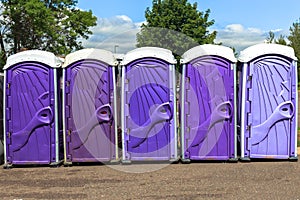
[288,19,300,85]
[275,35,287,45]
[266,31,287,45]
[288,19,300,60]
[266,31,275,43]
[136,0,217,56]
[0,0,97,67]
[230,46,238,57]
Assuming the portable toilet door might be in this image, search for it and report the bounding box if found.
[121,47,178,163]
[3,50,62,168]
[238,43,298,161]
[62,49,118,164]
[180,44,237,162]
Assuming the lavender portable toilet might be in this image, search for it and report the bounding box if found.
[121,47,178,163]
[62,49,119,164]
[3,50,63,168]
[180,44,237,162]
[238,43,298,161]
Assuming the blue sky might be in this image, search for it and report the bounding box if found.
[77,0,300,53]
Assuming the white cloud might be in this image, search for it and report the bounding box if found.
[81,15,143,53]
[214,24,265,53]
[270,28,283,33]
[224,24,245,33]
[116,15,133,23]
[83,17,286,56]
[214,24,286,53]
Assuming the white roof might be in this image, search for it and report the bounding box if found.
[238,43,297,62]
[4,50,62,70]
[181,44,237,64]
[62,48,117,68]
[121,47,177,65]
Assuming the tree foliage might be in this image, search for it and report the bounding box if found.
[266,31,275,43]
[265,31,287,45]
[275,34,287,45]
[288,20,300,60]
[0,0,97,66]
[287,20,300,84]
[136,0,217,56]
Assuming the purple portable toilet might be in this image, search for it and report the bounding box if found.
[180,44,237,162]
[238,43,298,161]
[121,47,178,163]
[62,49,119,164]
[3,50,63,168]
[0,73,4,164]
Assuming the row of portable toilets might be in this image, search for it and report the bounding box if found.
[0,43,298,168]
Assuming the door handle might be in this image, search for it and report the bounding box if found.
[129,102,173,148]
[191,101,232,147]
[11,107,53,152]
[71,104,113,150]
[249,101,294,145]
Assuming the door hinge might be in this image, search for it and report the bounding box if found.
[246,125,251,131]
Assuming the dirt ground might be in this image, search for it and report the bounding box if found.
[0,159,300,200]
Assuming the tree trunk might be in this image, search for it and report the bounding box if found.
[0,31,7,62]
